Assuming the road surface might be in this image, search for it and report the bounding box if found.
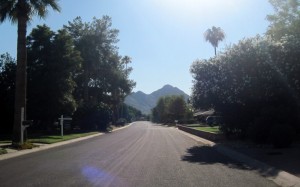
[0,121,277,187]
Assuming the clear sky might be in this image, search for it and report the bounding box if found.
[0,0,274,95]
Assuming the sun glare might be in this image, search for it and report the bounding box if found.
[151,0,247,19]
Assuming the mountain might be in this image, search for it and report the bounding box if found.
[124,85,189,114]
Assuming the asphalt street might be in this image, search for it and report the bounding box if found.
[0,121,278,187]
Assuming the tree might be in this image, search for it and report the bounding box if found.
[64,16,120,104]
[204,26,225,56]
[151,95,189,124]
[0,0,60,144]
[191,36,300,142]
[26,25,81,130]
[65,16,136,126]
[168,96,187,122]
[0,53,16,134]
[267,0,300,40]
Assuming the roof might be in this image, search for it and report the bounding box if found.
[193,109,215,117]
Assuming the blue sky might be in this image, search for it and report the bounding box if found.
[0,0,274,94]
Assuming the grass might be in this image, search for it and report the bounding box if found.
[0,135,12,144]
[186,124,206,127]
[28,131,99,144]
[192,126,221,134]
[0,131,100,153]
[0,140,12,144]
[1,131,100,144]
[0,148,7,155]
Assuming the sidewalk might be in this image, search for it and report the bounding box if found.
[221,140,300,178]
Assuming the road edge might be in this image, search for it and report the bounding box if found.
[0,123,133,161]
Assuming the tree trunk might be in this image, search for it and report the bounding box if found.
[12,16,27,145]
[83,69,89,102]
[214,47,217,56]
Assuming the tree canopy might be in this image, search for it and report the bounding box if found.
[151,95,191,124]
[191,35,300,142]
[267,0,300,40]
[0,15,137,134]
[26,25,82,129]
[0,0,61,144]
[191,0,300,146]
[204,26,225,56]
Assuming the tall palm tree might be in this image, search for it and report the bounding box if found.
[204,26,225,56]
[0,0,60,144]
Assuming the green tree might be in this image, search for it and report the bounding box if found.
[65,16,135,125]
[27,25,81,130]
[0,0,60,144]
[168,96,187,122]
[125,104,142,122]
[191,36,299,142]
[151,95,189,124]
[0,53,16,133]
[64,16,120,104]
[204,26,225,56]
[267,0,300,40]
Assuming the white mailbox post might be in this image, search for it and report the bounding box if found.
[58,115,72,137]
[20,107,32,144]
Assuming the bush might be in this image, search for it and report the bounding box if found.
[0,148,7,155]
[248,117,272,144]
[11,142,37,150]
[190,36,300,142]
[269,125,294,148]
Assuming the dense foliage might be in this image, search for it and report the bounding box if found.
[151,95,192,124]
[117,103,143,123]
[0,0,61,144]
[267,0,300,40]
[0,53,16,133]
[191,36,300,142]
[191,0,300,145]
[26,25,81,130]
[0,16,137,134]
[64,16,136,125]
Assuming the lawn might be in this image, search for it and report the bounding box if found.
[0,132,100,144]
[192,126,221,134]
[28,132,100,144]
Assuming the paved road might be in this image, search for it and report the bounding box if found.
[0,121,277,187]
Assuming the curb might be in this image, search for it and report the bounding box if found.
[0,123,133,161]
[177,129,300,187]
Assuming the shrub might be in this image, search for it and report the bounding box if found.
[0,148,7,155]
[190,36,300,142]
[11,142,37,150]
[269,125,294,148]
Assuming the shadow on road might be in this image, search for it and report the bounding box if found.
[181,145,248,169]
[181,145,280,178]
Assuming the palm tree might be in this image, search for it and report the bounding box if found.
[0,0,60,144]
[204,26,225,56]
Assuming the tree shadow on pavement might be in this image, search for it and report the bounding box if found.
[181,145,249,169]
[181,145,280,177]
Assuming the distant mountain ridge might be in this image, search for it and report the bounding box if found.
[124,85,189,114]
